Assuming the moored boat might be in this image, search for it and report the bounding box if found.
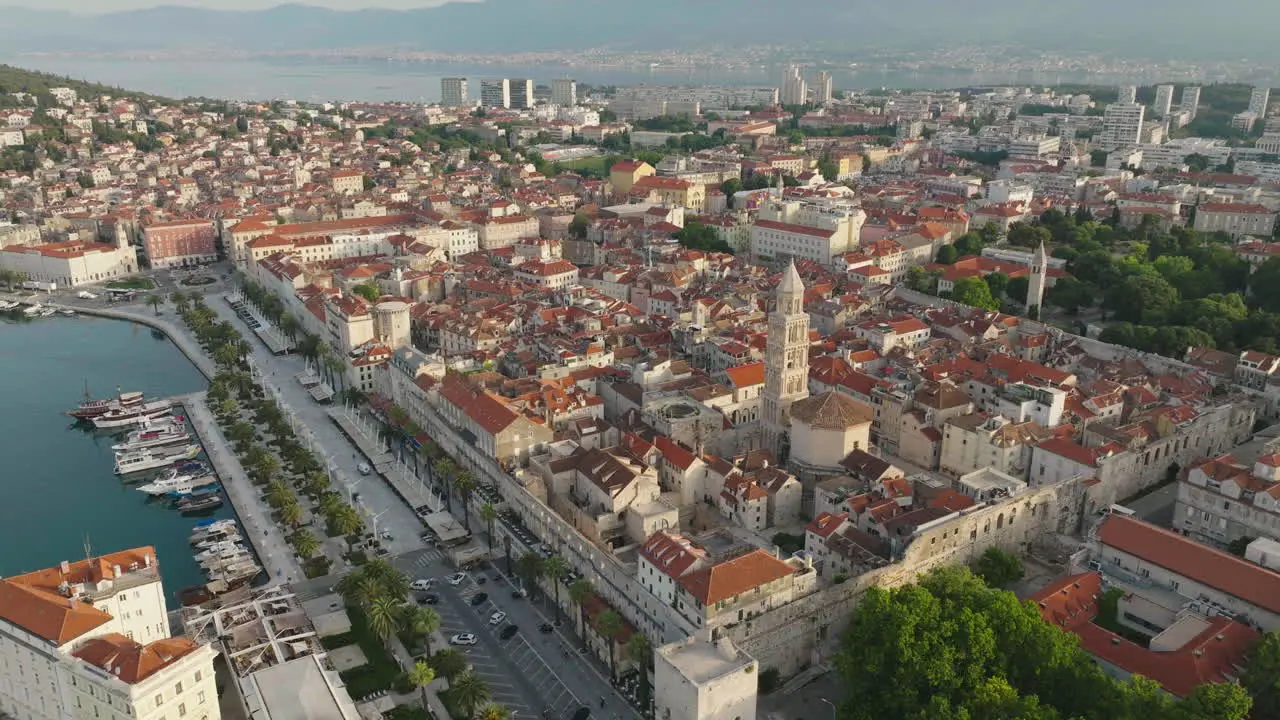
[92,400,175,429]
[112,426,192,452]
[167,482,221,499]
[114,444,201,475]
[180,495,224,515]
[136,473,215,495]
[69,387,147,419]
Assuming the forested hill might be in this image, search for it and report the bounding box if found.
[0,64,172,106]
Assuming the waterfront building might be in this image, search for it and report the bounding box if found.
[142,219,218,269]
[0,239,138,287]
[0,546,220,720]
[441,77,468,107]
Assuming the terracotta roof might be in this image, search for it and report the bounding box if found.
[0,581,112,645]
[724,361,765,388]
[1098,514,1280,614]
[72,634,200,683]
[638,531,707,578]
[678,549,796,605]
[790,391,874,430]
[753,218,836,239]
[654,435,698,471]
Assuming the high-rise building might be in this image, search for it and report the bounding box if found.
[812,71,833,105]
[781,66,808,106]
[480,79,511,109]
[1181,86,1202,120]
[1152,84,1174,116]
[510,79,536,109]
[551,78,578,107]
[441,77,468,107]
[762,261,810,460]
[1250,87,1272,116]
[1117,85,1137,104]
[1027,240,1049,316]
[1100,102,1145,150]
[0,546,221,720]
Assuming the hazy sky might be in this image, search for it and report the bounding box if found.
[33,0,469,11]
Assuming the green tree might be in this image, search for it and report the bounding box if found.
[407,659,436,713]
[1105,273,1180,323]
[935,245,959,264]
[595,609,624,681]
[569,578,594,648]
[451,670,493,719]
[431,648,469,683]
[406,605,442,656]
[454,471,476,532]
[1251,257,1280,313]
[291,529,320,560]
[480,502,498,546]
[626,633,654,708]
[1005,275,1030,304]
[352,283,381,303]
[673,221,732,254]
[543,554,569,624]
[1244,631,1280,719]
[476,704,513,720]
[279,500,302,528]
[516,551,545,599]
[972,547,1023,588]
[366,596,404,649]
[949,277,1000,311]
[1046,277,1096,313]
[568,213,590,240]
[985,272,1010,300]
[1184,153,1211,172]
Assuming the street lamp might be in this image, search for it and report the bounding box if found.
[819,698,836,720]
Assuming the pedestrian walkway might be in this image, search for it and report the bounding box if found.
[184,391,303,584]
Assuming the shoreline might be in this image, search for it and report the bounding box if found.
[51,303,216,380]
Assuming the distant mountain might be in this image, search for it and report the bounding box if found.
[0,0,1272,60]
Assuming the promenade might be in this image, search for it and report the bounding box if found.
[182,391,303,584]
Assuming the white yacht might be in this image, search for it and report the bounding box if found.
[114,444,201,474]
[112,425,192,452]
[193,541,247,562]
[136,474,215,496]
[199,550,253,569]
[93,401,175,429]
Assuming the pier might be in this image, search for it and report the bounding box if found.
[178,391,303,584]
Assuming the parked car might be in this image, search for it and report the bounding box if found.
[357,462,372,475]
[450,633,477,646]
[470,592,489,606]
[489,611,507,625]
[447,572,467,586]
[418,594,440,606]
[410,579,433,591]
[499,625,519,640]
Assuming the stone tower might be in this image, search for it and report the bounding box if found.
[762,261,810,461]
[1027,240,1049,318]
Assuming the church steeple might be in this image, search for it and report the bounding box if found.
[762,261,810,461]
[1027,240,1049,318]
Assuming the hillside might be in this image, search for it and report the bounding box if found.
[0,64,173,105]
[0,0,1275,60]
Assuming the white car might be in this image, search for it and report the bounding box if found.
[76,291,97,299]
[357,462,372,475]
[489,611,507,625]
[446,572,467,586]
[450,633,477,646]
[410,579,433,591]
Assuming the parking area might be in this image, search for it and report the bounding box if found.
[395,549,586,719]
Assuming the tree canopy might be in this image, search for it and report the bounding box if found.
[836,566,1253,720]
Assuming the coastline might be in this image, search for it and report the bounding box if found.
[50,303,216,379]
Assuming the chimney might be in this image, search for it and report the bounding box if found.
[144,554,152,568]
[112,564,121,577]
[59,560,70,575]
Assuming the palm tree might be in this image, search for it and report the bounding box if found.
[434,458,456,511]
[366,596,403,649]
[170,291,189,312]
[303,470,330,496]
[146,294,164,315]
[216,397,238,418]
[337,571,381,609]
[626,633,654,708]
[330,504,364,540]
[476,704,513,720]
[279,500,303,528]
[266,479,292,507]
[227,421,255,447]
[480,503,498,546]
[342,387,367,407]
[363,557,410,601]
[278,311,300,342]
[450,670,492,719]
[214,343,241,369]
[431,648,468,684]
[407,660,436,712]
[543,554,568,624]
[318,492,344,517]
[454,472,476,531]
[405,605,442,655]
[0,268,14,290]
[568,579,594,648]
[516,552,545,602]
[595,610,623,681]
[291,529,320,560]
[324,354,347,393]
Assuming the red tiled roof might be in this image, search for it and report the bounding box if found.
[753,218,836,239]
[73,634,200,683]
[1098,514,1280,614]
[724,361,765,388]
[638,531,707,578]
[678,549,796,605]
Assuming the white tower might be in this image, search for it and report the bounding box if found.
[1027,240,1049,317]
[762,261,810,461]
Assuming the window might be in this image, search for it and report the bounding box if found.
[156,694,164,707]
[179,703,187,716]
[118,593,127,601]
[175,681,183,694]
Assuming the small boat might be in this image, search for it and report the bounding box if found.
[93,400,175,429]
[137,474,215,496]
[37,307,55,317]
[180,494,224,515]
[23,304,43,316]
[57,308,76,316]
[167,482,221,499]
[205,561,260,581]
[115,444,201,475]
[0,300,18,310]
[112,426,192,451]
[199,548,251,567]
[193,540,246,561]
[178,575,255,606]
[68,387,148,419]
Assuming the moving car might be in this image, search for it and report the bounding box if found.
[447,572,467,586]
[450,633,477,646]
[470,592,489,606]
[499,624,519,640]
[410,579,433,591]
[489,611,507,625]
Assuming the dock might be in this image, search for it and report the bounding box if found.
[178,391,303,584]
